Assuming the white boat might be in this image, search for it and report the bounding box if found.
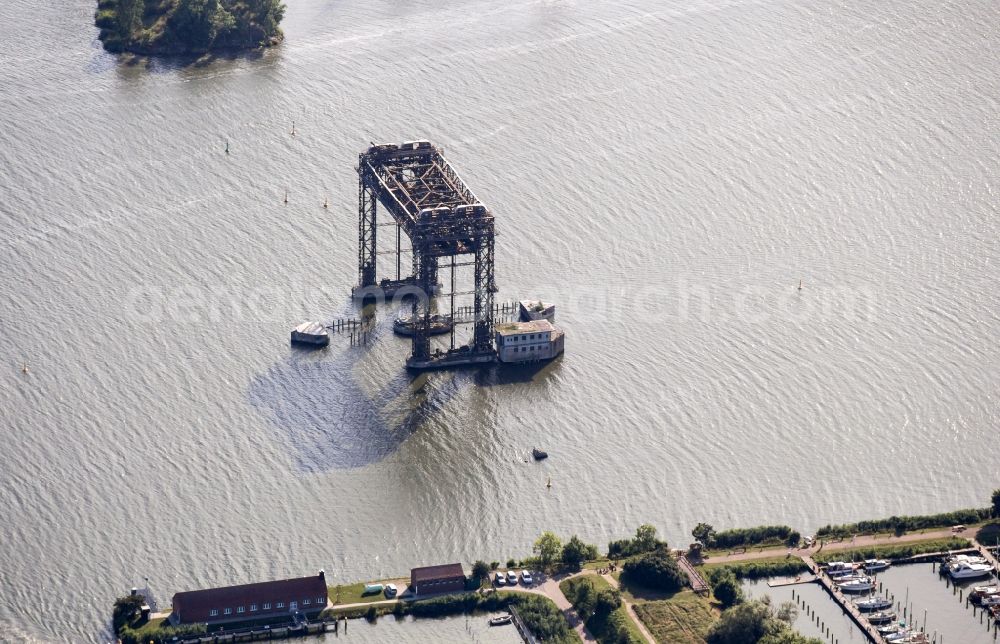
[291,321,329,347]
[838,577,875,593]
[855,596,893,612]
[947,561,994,580]
[864,559,890,572]
[488,614,512,626]
[826,561,856,572]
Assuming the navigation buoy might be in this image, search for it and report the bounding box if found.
[323,196,328,209]
[546,477,552,489]
[284,190,288,204]
[21,362,28,374]
[225,140,229,155]
[291,121,296,136]
[798,279,803,291]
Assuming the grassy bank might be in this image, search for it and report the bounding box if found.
[633,591,717,644]
[815,508,992,538]
[699,556,810,580]
[812,536,970,564]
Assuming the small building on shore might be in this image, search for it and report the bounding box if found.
[410,563,466,595]
[170,571,328,626]
[495,319,565,364]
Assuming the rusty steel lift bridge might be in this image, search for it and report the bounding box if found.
[353,141,497,369]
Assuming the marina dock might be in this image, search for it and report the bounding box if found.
[805,556,884,643]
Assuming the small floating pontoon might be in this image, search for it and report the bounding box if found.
[291,321,329,347]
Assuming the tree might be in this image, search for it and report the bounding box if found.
[693,522,716,545]
[112,595,144,633]
[562,535,597,570]
[705,600,773,644]
[992,488,1000,518]
[774,601,798,625]
[712,571,743,608]
[621,550,687,592]
[594,588,622,618]
[117,0,145,40]
[471,560,490,582]
[573,580,596,617]
[707,598,821,644]
[534,531,562,569]
[635,524,659,552]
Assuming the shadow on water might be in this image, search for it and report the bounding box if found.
[247,346,465,472]
[474,355,562,386]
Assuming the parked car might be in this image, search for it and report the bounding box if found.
[384,583,397,598]
[506,570,518,584]
[494,571,506,586]
[520,571,533,585]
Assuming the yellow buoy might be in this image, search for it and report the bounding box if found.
[22,362,29,374]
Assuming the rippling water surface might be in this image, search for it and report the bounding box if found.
[0,0,997,640]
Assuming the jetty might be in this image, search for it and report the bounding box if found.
[805,556,884,643]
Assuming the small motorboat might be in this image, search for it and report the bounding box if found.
[532,448,548,461]
[971,585,1000,602]
[489,614,512,626]
[291,321,329,347]
[864,559,890,572]
[855,596,893,612]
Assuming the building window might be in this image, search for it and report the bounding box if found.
[290,601,298,610]
[237,606,245,614]
[276,602,285,609]
[250,604,257,612]
[210,609,218,617]
[317,597,325,604]
[263,602,271,610]
[224,608,232,615]
[303,598,311,605]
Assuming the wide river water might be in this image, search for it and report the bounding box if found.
[0,0,997,641]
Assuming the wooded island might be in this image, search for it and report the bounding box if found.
[95,0,285,55]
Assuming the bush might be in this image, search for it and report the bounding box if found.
[594,588,622,617]
[608,524,667,558]
[472,560,490,582]
[511,594,574,642]
[712,526,795,549]
[711,571,743,608]
[815,508,992,538]
[365,605,378,622]
[706,599,822,644]
[562,535,600,570]
[506,558,517,569]
[704,559,809,581]
[621,550,687,592]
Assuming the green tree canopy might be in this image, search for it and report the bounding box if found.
[693,522,716,545]
[992,488,1000,517]
[534,531,562,569]
[621,550,687,593]
[711,571,743,608]
[562,535,598,570]
[471,560,490,581]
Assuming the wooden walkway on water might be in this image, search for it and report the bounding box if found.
[678,556,710,594]
[805,556,884,643]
